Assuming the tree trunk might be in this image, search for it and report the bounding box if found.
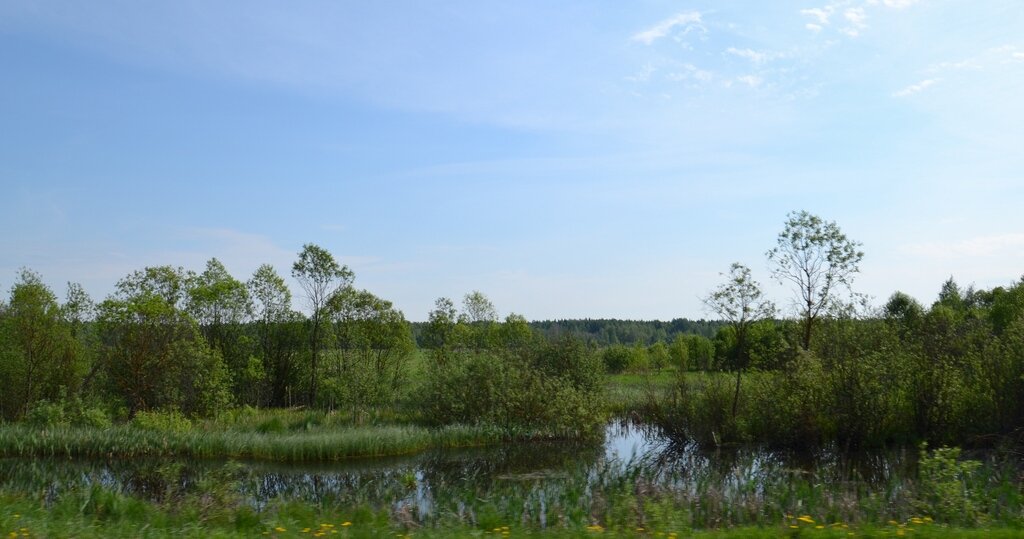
[732,368,742,418]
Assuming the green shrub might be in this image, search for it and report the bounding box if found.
[77,406,113,429]
[915,444,983,525]
[132,410,192,433]
[25,400,68,427]
[602,345,631,374]
[418,337,606,436]
[23,398,112,429]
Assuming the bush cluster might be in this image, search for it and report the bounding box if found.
[649,278,1024,449]
[417,337,607,436]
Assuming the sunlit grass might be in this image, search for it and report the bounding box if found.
[0,421,583,462]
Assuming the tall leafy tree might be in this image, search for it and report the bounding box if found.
[98,266,230,416]
[0,270,82,420]
[248,264,302,406]
[188,258,253,398]
[702,263,775,417]
[767,210,863,350]
[292,244,353,406]
[423,297,460,362]
[325,288,414,412]
[461,290,497,349]
[188,258,251,344]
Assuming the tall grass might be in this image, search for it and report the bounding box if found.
[0,423,583,462]
[1,443,1022,537]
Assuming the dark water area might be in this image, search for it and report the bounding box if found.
[0,420,1013,523]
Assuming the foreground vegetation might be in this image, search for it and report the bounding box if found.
[3,212,1024,535]
[1,441,1021,537]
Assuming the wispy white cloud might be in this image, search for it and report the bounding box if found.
[736,75,763,87]
[625,63,656,82]
[632,11,703,45]
[806,23,824,33]
[666,63,714,83]
[892,78,937,97]
[840,7,867,36]
[726,47,781,65]
[881,0,921,8]
[800,7,835,25]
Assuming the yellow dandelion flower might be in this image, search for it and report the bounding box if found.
[341,522,352,527]
[797,515,815,524]
[275,526,287,532]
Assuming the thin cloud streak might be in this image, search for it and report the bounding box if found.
[632,11,703,45]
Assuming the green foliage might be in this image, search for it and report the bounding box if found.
[97,266,232,417]
[292,243,355,406]
[322,288,414,413]
[188,258,254,403]
[132,409,193,433]
[24,400,69,427]
[23,397,112,428]
[685,334,716,370]
[519,318,725,346]
[247,264,302,407]
[602,345,632,374]
[668,333,689,370]
[767,211,864,349]
[648,341,670,370]
[0,269,85,420]
[915,444,983,525]
[418,337,606,436]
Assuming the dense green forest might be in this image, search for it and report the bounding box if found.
[410,318,723,346]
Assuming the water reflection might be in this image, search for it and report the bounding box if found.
[0,420,987,524]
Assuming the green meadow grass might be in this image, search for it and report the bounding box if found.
[0,422,578,462]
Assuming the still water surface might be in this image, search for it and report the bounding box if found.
[0,420,931,522]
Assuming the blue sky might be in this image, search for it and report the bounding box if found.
[1,0,1023,321]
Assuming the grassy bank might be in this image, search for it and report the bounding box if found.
[2,493,1020,538]
[0,421,593,463]
[605,370,679,415]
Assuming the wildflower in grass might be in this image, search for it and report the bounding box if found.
[275,526,287,532]
[797,515,815,524]
[342,522,352,527]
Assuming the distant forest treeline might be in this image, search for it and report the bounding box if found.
[410,318,723,347]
